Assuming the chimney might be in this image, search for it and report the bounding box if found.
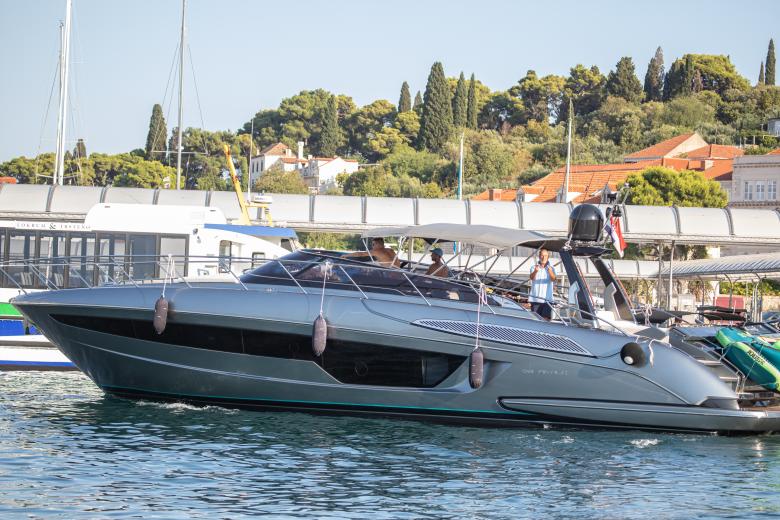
[297,141,304,160]
[488,188,503,201]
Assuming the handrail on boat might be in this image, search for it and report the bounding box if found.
[0,253,633,337]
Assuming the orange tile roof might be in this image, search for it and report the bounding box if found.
[686,144,744,159]
[279,157,307,164]
[624,133,696,160]
[702,159,734,181]
[768,148,780,155]
[259,142,290,155]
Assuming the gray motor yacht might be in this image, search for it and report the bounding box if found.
[12,205,780,433]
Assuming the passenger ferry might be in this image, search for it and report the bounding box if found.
[0,202,296,369]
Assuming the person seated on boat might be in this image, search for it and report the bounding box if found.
[426,248,449,278]
[344,237,400,268]
[529,248,556,320]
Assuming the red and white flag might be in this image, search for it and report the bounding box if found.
[604,215,627,257]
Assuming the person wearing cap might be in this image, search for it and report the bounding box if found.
[426,247,449,278]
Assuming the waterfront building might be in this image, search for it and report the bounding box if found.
[730,149,780,208]
[474,133,743,204]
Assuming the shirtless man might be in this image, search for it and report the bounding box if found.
[344,237,399,267]
[425,247,449,278]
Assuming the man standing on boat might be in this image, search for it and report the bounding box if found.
[529,248,556,319]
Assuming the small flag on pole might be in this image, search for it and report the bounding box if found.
[604,214,627,257]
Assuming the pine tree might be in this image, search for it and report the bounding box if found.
[466,73,478,129]
[398,81,412,112]
[452,72,468,127]
[418,62,453,153]
[606,57,643,103]
[413,90,423,112]
[767,38,776,86]
[145,104,168,161]
[759,61,766,85]
[643,47,664,102]
[319,95,342,157]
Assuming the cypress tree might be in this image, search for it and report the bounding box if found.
[452,72,468,127]
[144,104,168,160]
[683,55,695,95]
[413,90,423,111]
[758,61,765,85]
[398,81,412,112]
[606,56,643,103]
[466,73,478,129]
[767,38,776,86]
[319,95,342,157]
[643,47,664,102]
[74,138,87,159]
[418,62,453,153]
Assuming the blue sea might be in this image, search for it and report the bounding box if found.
[2,371,780,519]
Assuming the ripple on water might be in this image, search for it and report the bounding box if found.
[2,371,780,519]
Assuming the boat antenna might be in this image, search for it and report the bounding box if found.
[175,0,186,190]
[53,0,72,186]
[560,97,573,203]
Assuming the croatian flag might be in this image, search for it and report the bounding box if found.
[604,214,627,257]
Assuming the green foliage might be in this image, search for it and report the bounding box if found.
[510,70,565,123]
[721,279,780,296]
[413,90,423,112]
[398,81,412,112]
[479,91,524,131]
[606,57,643,103]
[644,47,665,102]
[626,166,727,208]
[665,54,750,99]
[382,147,451,184]
[74,139,87,160]
[297,232,362,251]
[342,165,443,198]
[562,65,606,119]
[660,95,716,128]
[452,72,468,127]
[319,95,343,157]
[467,74,478,129]
[253,164,309,194]
[759,61,765,86]
[145,104,168,161]
[346,99,396,161]
[418,62,453,153]
[767,39,776,86]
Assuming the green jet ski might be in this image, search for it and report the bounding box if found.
[715,327,780,391]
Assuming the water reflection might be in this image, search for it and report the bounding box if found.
[2,371,780,518]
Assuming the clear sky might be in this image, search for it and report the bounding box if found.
[0,0,778,162]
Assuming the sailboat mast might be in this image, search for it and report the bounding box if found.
[53,0,72,186]
[175,0,186,190]
[562,98,573,203]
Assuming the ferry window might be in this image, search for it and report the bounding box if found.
[251,252,265,268]
[160,236,187,277]
[6,231,36,288]
[68,234,96,288]
[38,233,67,288]
[219,240,232,272]
[97,234,127,284]
[129,234,157,280]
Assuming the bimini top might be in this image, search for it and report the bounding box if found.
[363,223,550,250]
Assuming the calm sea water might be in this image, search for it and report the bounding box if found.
[2,371,780,519]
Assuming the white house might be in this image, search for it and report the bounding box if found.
[249,142,307,185]
[301,156,360,193]
[730,151,780,207]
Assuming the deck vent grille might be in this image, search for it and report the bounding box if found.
[412,319,593,357]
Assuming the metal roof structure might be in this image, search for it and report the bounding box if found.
[658,252,780,282]
[1,184,779,246]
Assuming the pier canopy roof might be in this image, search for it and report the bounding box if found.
[659,252,780,281]
[364,223,550,249]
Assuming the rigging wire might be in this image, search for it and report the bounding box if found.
[33,57,61,181]
[187,43,209,156]
[155,41,180,156]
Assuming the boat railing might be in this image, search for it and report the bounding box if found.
[0,254,635,337]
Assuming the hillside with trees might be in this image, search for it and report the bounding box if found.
[3,41,779,197]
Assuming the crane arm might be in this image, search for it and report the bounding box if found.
[223,144,251,225]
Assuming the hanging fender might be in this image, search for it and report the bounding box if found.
[153,296,169,335]
[469,347,484,389]
[313,314,327,356]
